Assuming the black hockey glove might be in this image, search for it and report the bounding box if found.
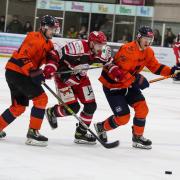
[171,65,180,80]
[29,69,45,86]
[132,74,149,90]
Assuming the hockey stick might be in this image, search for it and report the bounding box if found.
[55,64,104,75]
[42,82,119,149]
[149,74,176,83]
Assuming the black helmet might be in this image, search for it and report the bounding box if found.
[137,26,154,38]
[40,15,57,27]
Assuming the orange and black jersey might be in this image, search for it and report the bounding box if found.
[6,32,54,76]
[99,41,172,89]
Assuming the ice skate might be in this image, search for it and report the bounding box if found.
[94,122,107,142]
[74,123,96,145]
[25,128,48,147]
[45,107,58,129]
[0,131,6,138]
[132,134,152,149]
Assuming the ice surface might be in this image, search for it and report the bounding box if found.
[0,58,180,180]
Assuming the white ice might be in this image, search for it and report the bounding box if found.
[0,58,180,180]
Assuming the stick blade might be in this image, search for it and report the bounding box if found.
[102,140,119,149]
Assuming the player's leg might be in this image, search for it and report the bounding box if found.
[0,70,27,139]
[128,87,152,149]
[45,76,80,129]
[73,77,97,144]
[94,87,130,142]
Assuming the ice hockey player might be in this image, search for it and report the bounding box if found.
[43,31,112,144]
[94,26,180,149]
[0,15,59,146]
[173,32,180,82]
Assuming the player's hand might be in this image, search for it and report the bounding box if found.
[43,65,56,79]
[108,65,124,82]
[171,65,180,79]
[73,64,89,76]
[29,69,45,86]
[132,74,149,90]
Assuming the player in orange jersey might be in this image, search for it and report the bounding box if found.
[0,15,59,146]
[94,26,180,149]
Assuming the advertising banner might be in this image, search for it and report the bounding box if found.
[65,1,91,13]
[37,0,65,11]
[136,6,154,17]
[121,0,144,6]
[0,33,25,56]
[115,5,136,16]
[91,3,115,14]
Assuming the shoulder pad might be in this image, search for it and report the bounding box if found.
[64,40,89,56]
[53,41,63,59]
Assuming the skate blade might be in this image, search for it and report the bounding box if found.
[132,142,152,149]
[74,139,96,145]
[25,138,48,147]
[173,81,180,84]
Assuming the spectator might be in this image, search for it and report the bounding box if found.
[66,26,78,39]
[78,25,87,39]
[23,21,33,34]
[0,16,5,32]
[6,15,23,34]
[164,28,176,47]
[121,28,132,43]
[99,19,112,41]
[152,29,162,46]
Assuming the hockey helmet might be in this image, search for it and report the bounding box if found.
[137,26,154,39]
[40,15,58,28]
[88,31,107,44]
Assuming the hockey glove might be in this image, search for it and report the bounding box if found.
[73,64,89,76]
[43,64,57,79]
[108,65,124,82]
[171,65,180,80]
[133,74,149,90]
[29,69,45,86]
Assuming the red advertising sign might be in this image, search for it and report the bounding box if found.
[121,0,145,5]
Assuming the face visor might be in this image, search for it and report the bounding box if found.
[141,36,154,45]
[44,23,60,35]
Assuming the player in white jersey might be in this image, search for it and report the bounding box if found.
[43,31,113,144]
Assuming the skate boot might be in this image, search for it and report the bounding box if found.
[45,107,58,129]
[74,123,96,145]
[173,76,180,83]
[94,122,107,142]
[132,134,152,149]
[0,131,6,138]
[25,128,48,147]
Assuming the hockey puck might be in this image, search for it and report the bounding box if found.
[165,171,172,175]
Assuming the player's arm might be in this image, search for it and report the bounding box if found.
[173,43,180,65]
[43,49,60,79]
[145,49,173,76]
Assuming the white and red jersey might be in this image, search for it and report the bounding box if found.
[173,42,180,65]
[46,39,111,82]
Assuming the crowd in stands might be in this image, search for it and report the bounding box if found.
[0,15,178,48]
